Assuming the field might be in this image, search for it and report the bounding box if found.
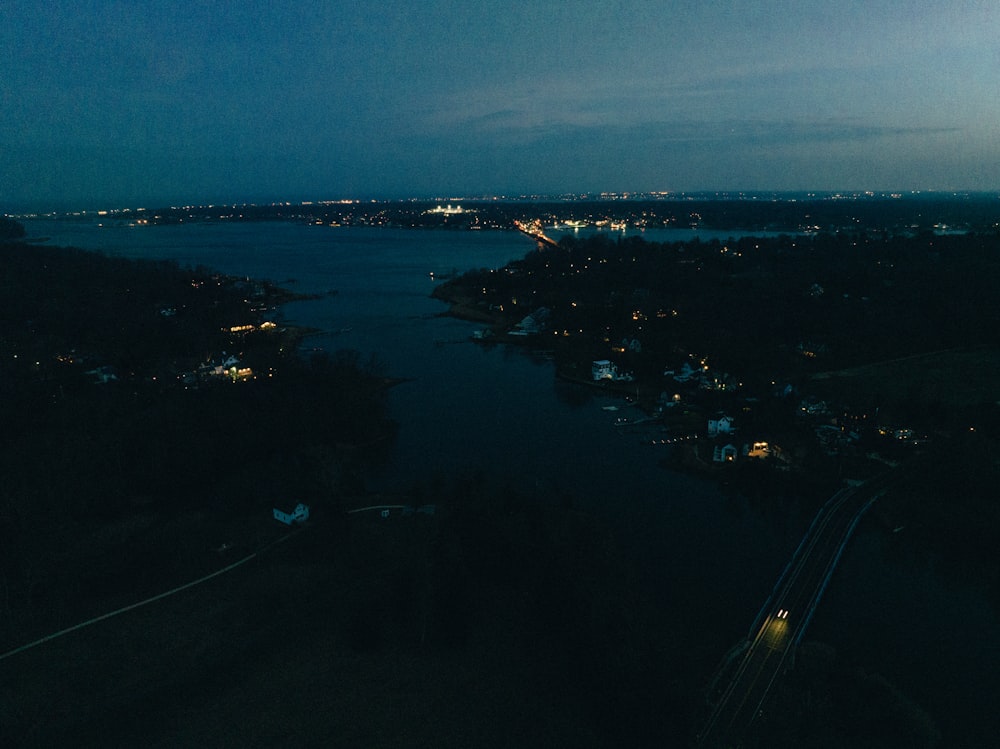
[809,346,1000,421]
[1,495,687,748]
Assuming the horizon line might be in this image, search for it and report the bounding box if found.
[9,188,1000,217]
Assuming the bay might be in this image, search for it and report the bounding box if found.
[22,218,791,644]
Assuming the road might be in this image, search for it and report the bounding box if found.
[697,484,880,748]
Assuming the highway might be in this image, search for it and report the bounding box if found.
[697,484,880,748]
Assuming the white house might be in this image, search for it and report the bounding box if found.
[212,354,241,375]
[707,415,735,437]
[273,503,310,525]
[514,307,551,335]
[592,359,616,380]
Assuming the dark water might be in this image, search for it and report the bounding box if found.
[22,219,999,744]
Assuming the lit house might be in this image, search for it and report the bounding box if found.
[591,359,634,382]
[713,444,738,462]
[592,359,617,380]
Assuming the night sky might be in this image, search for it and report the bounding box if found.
[3,1,999,210]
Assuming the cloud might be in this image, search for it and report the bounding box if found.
[372,113,975,196]
[641,119,964,147]
[433,110,962,152]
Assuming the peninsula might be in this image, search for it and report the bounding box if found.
[432,223,1000,623]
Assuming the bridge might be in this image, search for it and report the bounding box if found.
[513,219,560,249]
[696,482,883,747]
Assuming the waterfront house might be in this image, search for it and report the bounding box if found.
[513,307,551,335]
[591,359,634,382]
[707,415,735,437]
[592,359,616,380]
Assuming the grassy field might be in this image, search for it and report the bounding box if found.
[1,497,690,749]
[809,346,1000,419]
[2,516,561,747]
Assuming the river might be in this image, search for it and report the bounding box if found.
[21,218,998,746]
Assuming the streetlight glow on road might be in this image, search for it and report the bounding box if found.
[698,484,883,747]
[763,614,790,650]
